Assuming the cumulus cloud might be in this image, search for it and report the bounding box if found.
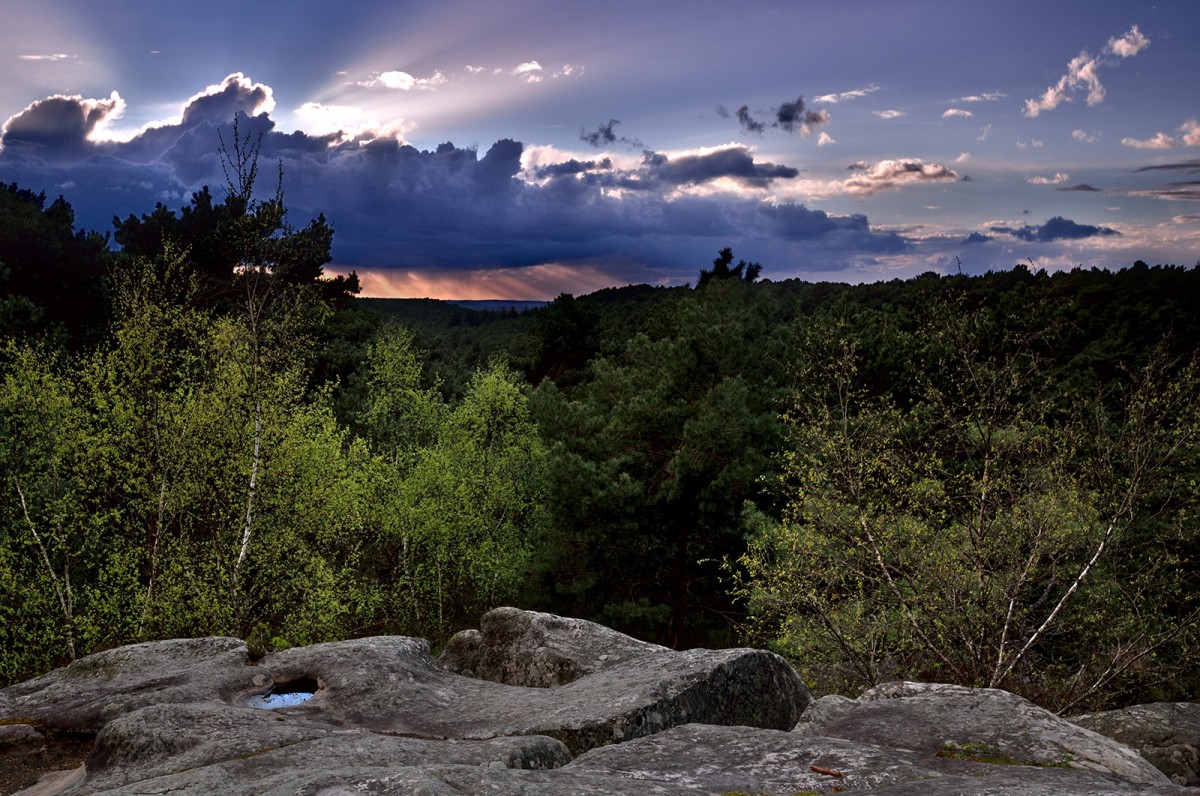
[360,70,447,91]
[942,108,974,119]
[1181,118,1200,146]
[513,61,543,82]
[1028,172,1070,185]
[1024,25,1148,117]
[533,157,612,179]
[841,159,958,196]
[1122,132,1177,150]
[0,91,126,156]
[639,146,799,189]
[3,78,920,283]
[1106,24,1150,58]
[990,216,1120,242]
[294,102,411,144]
[1121,119,1200,150]
[873,109,905,120]
[1072,129,1099,143]
[817,132,835,146]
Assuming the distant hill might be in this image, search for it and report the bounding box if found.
[448,299,548,312]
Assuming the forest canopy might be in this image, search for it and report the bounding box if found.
[1,171,1197,714]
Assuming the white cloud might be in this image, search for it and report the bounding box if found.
[294,102,411,144]
[1024,25,1148,117]
[815,86,878,103]
[954,92,1006,102]
[1016,139,1044,149]
[1121,131,1176,149]
[1178,118,1200,147]
[817,131,835,146]
[379,71,415,90]
[369,70,447,91]
[464,65,484,74]
[1028,172,1070,185]
[872,109,905,119]
[18,53,72,61]
[977,124,992,142]
[955,152,970,163]
[1105,24,1150,58]
[842,159,958,197]
[942,108,974,119]
[513,61,544,82]
[1072,129,1098,143]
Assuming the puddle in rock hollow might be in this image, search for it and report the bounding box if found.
[245,676,319,708]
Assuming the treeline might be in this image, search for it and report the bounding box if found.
[1,174,1198,712]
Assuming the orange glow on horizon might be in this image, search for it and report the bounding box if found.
[330,263,636,300]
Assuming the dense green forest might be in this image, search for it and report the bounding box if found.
[1,169,1197,714]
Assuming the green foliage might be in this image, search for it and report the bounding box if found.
[0,184,111,346]
[734,301,1200,709]
[531,276,788,646]
[360,336,547,640]
[698,247,762,287]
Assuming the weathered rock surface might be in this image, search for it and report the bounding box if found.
[270,629,807,753]
[438,606,668,687]
[0,721,45,757]
[73,703,570,795]
[568,722,1191,795]
[802,681,1171,786]
[0,637,270,732]
[1,610,1197,795]
[1072,702,1200,786]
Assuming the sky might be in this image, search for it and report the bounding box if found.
[1,0,1198,299]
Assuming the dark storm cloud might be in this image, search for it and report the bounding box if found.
[534,157,612,178]
[0,75,915,280]
[736,106,765,135]
[580,119,619,146]
[0,93,123,159]
[580,119,642,149]
[961,231,992,244]
[759,203,907,252]
[1132,181,1200,201]
[775,97,806,131]
[642,147,798,188]
[180,76,272,126]
[714,104,731,119]
[990,216,1119,242]
[732,95,830,136]
[1059,183,1102,192]
[1134,160,1200,174]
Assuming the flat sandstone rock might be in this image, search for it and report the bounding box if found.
[1,610,1196,795]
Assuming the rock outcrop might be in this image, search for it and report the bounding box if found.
[1072,702,1200,786]
[0,608,1196,795]
[801,681,1169,785]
